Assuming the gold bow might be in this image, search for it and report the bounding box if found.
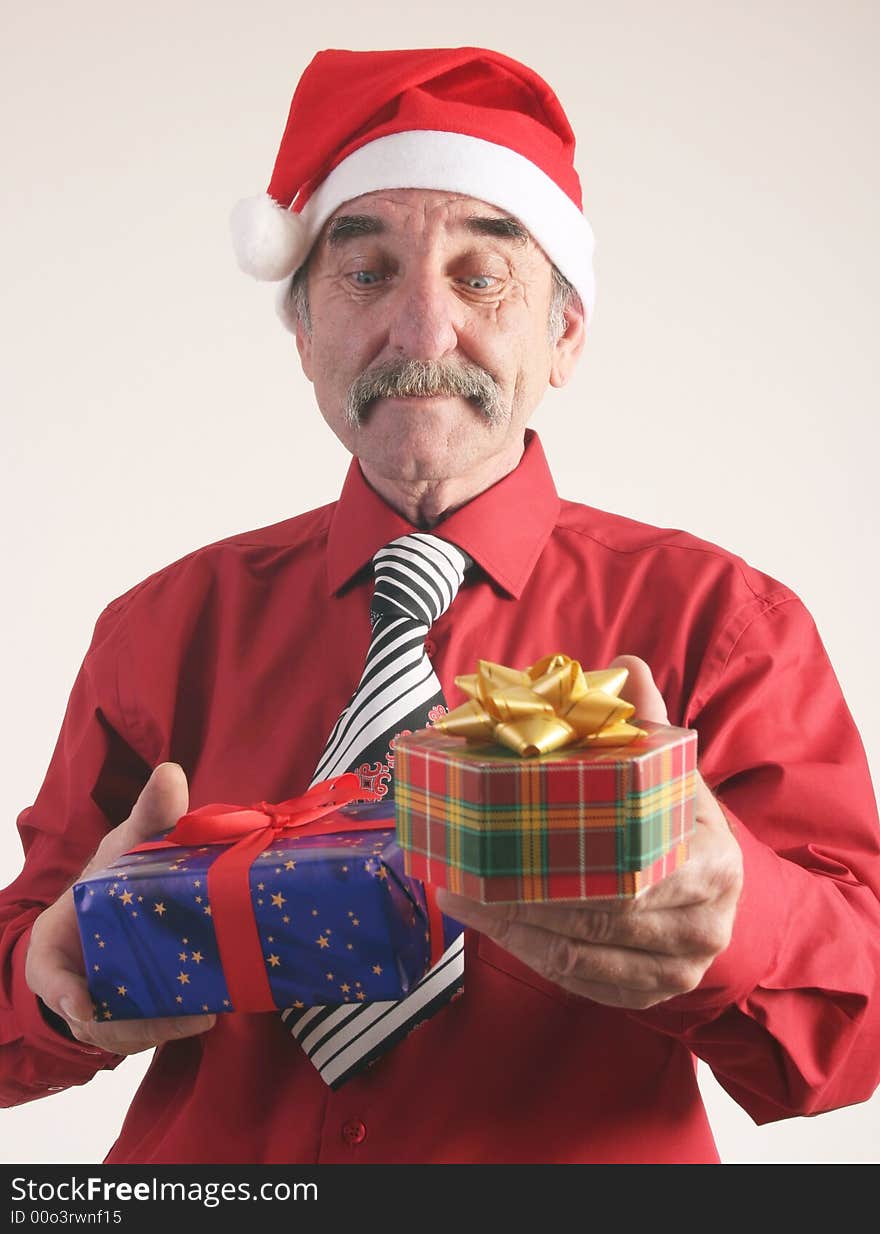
[435,653,647,756]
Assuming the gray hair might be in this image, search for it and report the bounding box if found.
[289,259,579,344]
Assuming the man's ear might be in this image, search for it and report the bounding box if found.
[294,312,314,383]
[549,294,587,388]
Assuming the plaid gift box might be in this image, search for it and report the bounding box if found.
[73,798,456,1021]
[394,721,697,902]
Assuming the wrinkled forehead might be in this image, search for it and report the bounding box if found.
[315,187,535,254]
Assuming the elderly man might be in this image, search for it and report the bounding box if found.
[4,47,880,1164]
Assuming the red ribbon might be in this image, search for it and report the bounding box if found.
[130,774,398,1013]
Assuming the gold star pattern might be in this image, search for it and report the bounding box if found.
[372,964,383,975]
[267,954,281,968]
[340,983,351,994]
[191,951,203,964]
[176,995,183,1004]
[117,986,127,997]
[203,906,212,916]
[293,1000,305,1009]
[119,890,134,905]
[98,940,106,949]
[282,915,290,924]
[271,892,286,908]
[326,972,334,981]
[257,882,265,891]
[177,972,190,985]
[284,860,296,870]
[102,1009,112,1020]
[153,902,166,916]
[316,935,329,949]
[179,951,188,962]
[356,992,366,1001]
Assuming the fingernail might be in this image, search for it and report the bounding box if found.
[59,996,83,1022]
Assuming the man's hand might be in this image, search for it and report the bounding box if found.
[435,655,744,1010]
[25,762,217,1053]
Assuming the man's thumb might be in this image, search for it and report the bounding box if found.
[92,763,189,869]
[609,655,669,725]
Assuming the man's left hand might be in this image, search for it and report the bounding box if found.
[434,655,744,1010]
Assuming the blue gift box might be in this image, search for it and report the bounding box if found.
[73,801,459,1021]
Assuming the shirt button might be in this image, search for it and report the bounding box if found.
[341,1118,367,1146]
[424,638,436,657]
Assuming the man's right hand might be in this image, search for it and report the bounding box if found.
[24,762,217,1055]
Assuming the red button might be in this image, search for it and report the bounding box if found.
[425,638,436,656]
[342,1119,367,1146]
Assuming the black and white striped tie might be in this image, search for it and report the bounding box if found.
[282,532,471,1088]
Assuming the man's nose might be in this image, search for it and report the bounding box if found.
[386,269,459,360]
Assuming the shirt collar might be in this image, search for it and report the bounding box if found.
[326,428,560,599]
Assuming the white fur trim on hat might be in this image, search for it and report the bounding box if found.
[272,128,595,334]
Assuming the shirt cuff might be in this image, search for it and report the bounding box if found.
[12,921,125,1073]
[627,804,789,1030]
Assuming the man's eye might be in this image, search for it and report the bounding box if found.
[349,270,383,286]
[463,276,497,291]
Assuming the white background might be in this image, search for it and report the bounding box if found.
[1,1,877,1163]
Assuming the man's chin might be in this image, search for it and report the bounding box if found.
[352,404,505,470]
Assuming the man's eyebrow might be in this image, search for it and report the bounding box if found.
[461,215,530,246]
[324,212,531,248]
[326,215,387,246]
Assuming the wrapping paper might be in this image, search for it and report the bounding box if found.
[73,800,453,1020]
[394,721,697,902]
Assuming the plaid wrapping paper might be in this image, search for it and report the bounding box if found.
[394,721,697,902]
[72,802,445,1020]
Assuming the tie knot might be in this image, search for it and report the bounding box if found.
[370,532,471,627]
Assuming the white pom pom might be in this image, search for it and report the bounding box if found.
[229,194,309,281]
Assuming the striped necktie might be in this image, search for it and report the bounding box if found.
[281,531,471,1088]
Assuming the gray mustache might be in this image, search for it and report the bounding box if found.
[345,358,504,426]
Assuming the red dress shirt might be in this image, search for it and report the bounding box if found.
[2,429,879,1163]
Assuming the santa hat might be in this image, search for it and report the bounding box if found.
[230,47,595,332]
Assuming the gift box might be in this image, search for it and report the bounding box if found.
[73,779,456,1022]
[394,656,698,902]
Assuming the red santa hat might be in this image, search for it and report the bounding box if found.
[230,47,595,331]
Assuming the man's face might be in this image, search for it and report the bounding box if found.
[295,188,584,486]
